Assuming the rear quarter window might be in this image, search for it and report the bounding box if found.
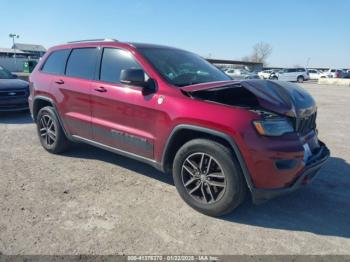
[41,49,70,75]
[66,48,98,80]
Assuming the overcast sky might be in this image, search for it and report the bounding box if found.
[0,0,349,68]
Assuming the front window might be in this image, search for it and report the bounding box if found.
[100,48,142,84]
[138,48,231,87]
[0,66,15,79]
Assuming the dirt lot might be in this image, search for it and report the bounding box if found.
[0,83,349,255]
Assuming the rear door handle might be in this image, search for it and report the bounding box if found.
[94,86,107,93]
[55,79,64,85]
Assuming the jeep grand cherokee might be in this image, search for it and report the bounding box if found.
[28,39,329,216]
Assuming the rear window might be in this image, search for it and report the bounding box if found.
[66,48,98,80]
[100,48,141,84]
[41,49,70,75]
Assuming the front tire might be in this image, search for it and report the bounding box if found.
[172,139,246,217]
[297,76,304,83]
[36,106,70,154]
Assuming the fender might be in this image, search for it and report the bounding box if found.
[32,95,73,141]
[161,124,254,191]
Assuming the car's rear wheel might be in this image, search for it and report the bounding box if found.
[297,76,304,83]
[270,76,278,80]
[36,106,70,154]
[172,139,246,217]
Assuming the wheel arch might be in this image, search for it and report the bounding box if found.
[32,96,55,121]
[161,124,254,191]
[32,96,72,140]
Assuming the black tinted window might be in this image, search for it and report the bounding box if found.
[66,48,98,79]
[41,49,70,75]
[296,68,305,72]
[100,48,141,83]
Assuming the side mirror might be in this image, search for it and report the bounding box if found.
[120,69,156,94]
[120,69,146,87]
[12,74,18,79]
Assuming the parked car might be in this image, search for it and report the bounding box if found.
[225,68,260,79]
[270,68,309,82]
[0,66,29,112]
[307,69,322,80]
[29,39,329,216]
[345,70,350,78]
[258,69,279,79]
[319,70,333,78]
[320,69,346,78]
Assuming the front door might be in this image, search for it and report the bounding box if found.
[90,48,158,159]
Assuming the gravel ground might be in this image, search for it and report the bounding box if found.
[0,83,349,255]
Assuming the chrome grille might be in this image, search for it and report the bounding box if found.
[294,113,317,134]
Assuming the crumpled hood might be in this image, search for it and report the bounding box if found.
[181,80,316,118]
[0,79,29,90]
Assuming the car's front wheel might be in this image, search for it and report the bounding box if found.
[36,106,70,154]
[172,139,246,217]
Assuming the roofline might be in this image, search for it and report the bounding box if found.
[67,38,118,44]
[207,59,263,66]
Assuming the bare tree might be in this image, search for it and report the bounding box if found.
[251,42,272,64]
[244,42,273,65]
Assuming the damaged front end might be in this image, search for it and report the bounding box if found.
[181,80,318,136]
[181,80,330,202]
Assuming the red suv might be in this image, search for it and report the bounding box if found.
[29,39,329,216]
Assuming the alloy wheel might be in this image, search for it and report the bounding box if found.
[181,152,226,204]
[39,114,56,146]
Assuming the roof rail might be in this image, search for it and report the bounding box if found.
[67,38,118,44]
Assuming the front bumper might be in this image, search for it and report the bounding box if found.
[0,98,29,112]
[251,141,330,204]
[0,103,29,112]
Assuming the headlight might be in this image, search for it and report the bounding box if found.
[253,118,294,136]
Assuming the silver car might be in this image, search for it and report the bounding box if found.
[225,68,260,80]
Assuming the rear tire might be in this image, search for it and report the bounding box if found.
[172,139,246,217]
[297,76,304,83]
[36,106,70,154]
[270,76,278,80]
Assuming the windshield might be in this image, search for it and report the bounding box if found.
[0,67,15,79]
[138,48,231,87]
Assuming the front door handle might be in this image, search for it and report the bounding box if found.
[94,86,107,93]
[55,79,64,85]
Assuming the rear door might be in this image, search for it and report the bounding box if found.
[53,47,99,139]
[281,68,297,81]
[90,47,157,159]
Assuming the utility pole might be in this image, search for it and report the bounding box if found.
[306,57,311,68]
[9,33,20,63]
